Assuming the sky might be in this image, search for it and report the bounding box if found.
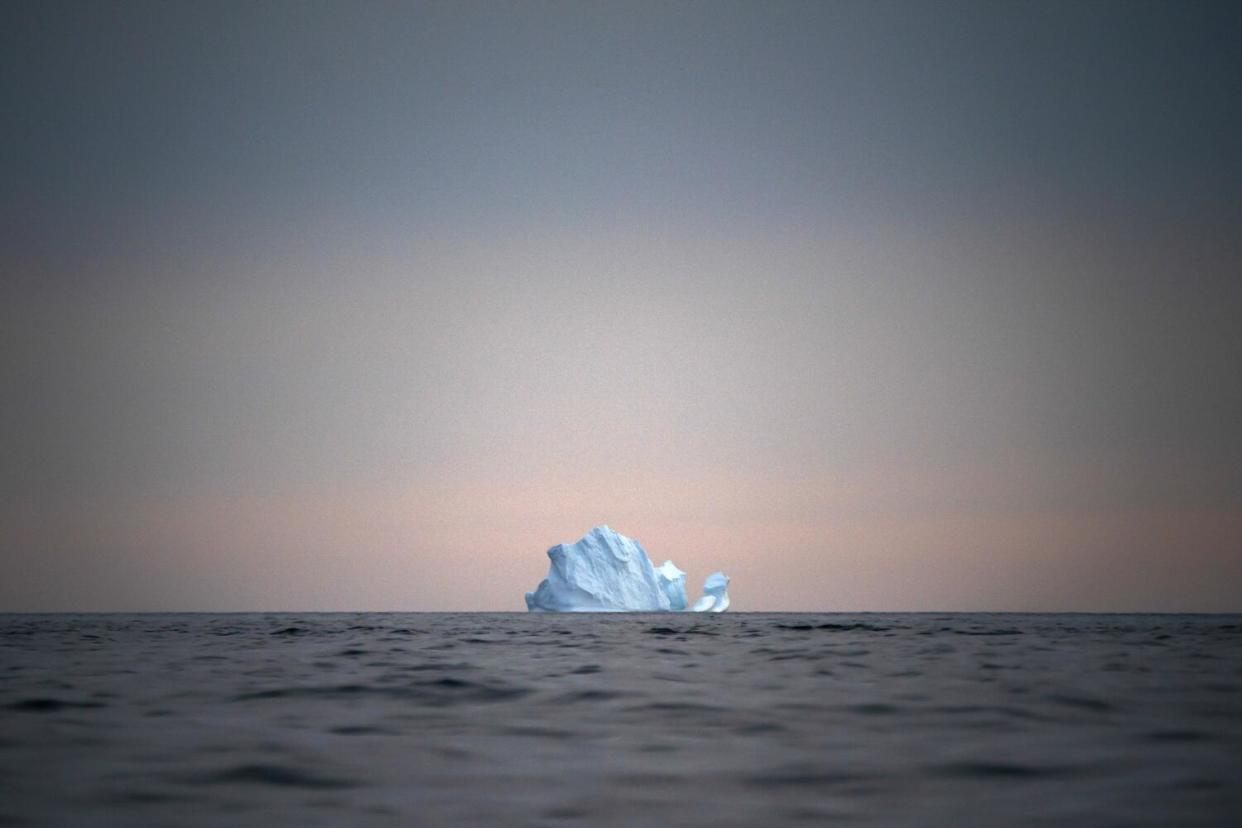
[2,0,1240,611]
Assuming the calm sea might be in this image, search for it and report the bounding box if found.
[2,613,1240,826]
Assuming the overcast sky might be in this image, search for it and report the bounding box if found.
[3,0,1240,611]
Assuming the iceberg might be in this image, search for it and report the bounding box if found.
[525,526,729,613]
[655,560,688,611]
[691,572,731,612]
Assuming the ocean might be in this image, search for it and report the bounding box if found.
[2,613,1239,826]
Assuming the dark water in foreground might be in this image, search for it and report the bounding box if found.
[2,613,1240,826]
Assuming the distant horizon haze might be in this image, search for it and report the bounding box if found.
[2,1,1240,612]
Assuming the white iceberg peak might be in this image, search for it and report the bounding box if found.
[525,526,728,613]
[655,560,688,611]
[691,571,731,612]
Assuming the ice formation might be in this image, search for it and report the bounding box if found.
[525,526,729,613]
[691,572,731,612]
[655,560,688,611]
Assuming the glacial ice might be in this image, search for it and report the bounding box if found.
[525,526,729,613]
[655,560,688,611]
[691,572,731,612]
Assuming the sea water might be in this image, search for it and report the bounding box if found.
[2,613,1239,826]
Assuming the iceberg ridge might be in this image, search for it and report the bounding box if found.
[525,526,729,613]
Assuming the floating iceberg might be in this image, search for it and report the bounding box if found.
[655,560,688,611]
[691,571,731,612]
[525,526,729,613]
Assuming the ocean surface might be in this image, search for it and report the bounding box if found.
[2,613,1240,826]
